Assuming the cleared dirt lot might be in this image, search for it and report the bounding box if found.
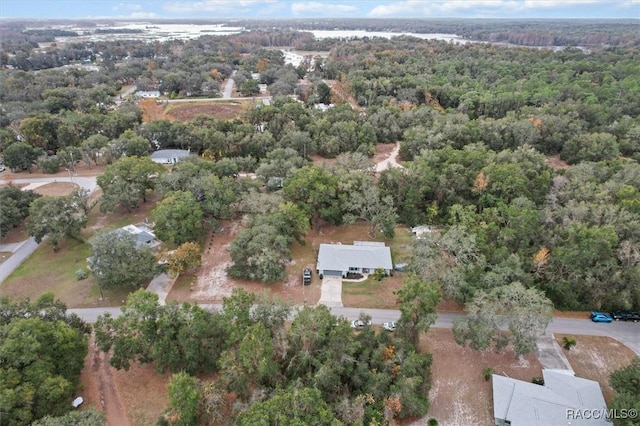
[420,329,542,426]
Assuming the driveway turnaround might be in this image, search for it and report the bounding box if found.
[317,276,343,307]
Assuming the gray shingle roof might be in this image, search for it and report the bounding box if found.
[317,243,392,272]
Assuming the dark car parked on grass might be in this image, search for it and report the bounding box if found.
[610,310,640,322]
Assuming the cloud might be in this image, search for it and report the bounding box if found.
[367,0,420,17]
[129,12,160,18]
[367,0,626,17]
[291,2,358,15]
[523,0,600,8]
[163,0,277,14]
[112,3,143,11]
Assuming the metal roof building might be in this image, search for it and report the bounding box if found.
[316,242,392,278]
[492,370,609,426]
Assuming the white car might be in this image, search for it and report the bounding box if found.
[383,321,396,331]
[351,319,371,329]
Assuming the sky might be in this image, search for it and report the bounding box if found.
[0,0,638,20]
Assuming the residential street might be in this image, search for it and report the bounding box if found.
[0,238,38,283]
[68,305,640,356]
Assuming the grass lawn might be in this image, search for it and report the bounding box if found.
[1,193,162,307]
[0,237,130,307]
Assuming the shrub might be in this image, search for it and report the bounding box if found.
[562,336,577,350]
[37,155,61,174]
[428,419,439,426]
[482,367,494,381]
[75,268,88,280]
[372,268,387,281]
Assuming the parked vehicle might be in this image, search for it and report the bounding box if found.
[383,321,396,331]
[610,310,640,322]
[302,268,312,285]
[590,312,613,323]
[351,319,371,329]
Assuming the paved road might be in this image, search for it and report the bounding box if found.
[222,70,236,99]
[0,176,98,193]
[0,238,38,283]
[68,305,640,356]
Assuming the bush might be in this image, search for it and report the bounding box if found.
[37,155,61,174]
[562,336,577,350]
[75,268,88,280]
[372,268,387,281]
[428,419,439,426]
[482,367,494,381]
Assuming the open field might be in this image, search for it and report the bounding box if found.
[138,98,246,123]
[165,100,245,121]
[421,328,542,426]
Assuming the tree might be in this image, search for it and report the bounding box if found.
[26,188,89,252]
[453,282,554,356]
[235,387,339,426]
[2,142,43,172]
[151,191,203,245]
[88,229,158,290]
[81,134,108,167]
[0,187,40,238]
[228,223,291,282]
[162,242,201,275]
[0,295,89,426]
[220,322,278,398]
[97,156,165,213]
[609,358,640,426]
[239,79,260,96]
[30,410,105,426]
[283,165,342,228]
[395,273,440,348]
[343,186,398,238]
[95,290,228,374]
[166,373,200,426]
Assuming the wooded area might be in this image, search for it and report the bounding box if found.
[1,18,639,425]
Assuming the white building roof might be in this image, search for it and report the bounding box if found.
[150,149,190,160]
[493,370,609,426]
[317,243,392,272]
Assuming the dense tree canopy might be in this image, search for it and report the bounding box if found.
[26,188,89,251]
[88,229,158,290]
[0,294,89,426]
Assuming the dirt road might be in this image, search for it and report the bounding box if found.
[81,336,130,426]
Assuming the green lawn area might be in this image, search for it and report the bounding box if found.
[0,237,130,307]
[1,196,162,308]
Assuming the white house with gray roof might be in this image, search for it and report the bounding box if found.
[316,242,392,278]
[492,370,609,426]
[150,149,191,164]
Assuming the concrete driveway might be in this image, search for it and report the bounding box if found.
[317,276,343,307]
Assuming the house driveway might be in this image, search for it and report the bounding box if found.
[535,334,575,374]
[317,276,343,307]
